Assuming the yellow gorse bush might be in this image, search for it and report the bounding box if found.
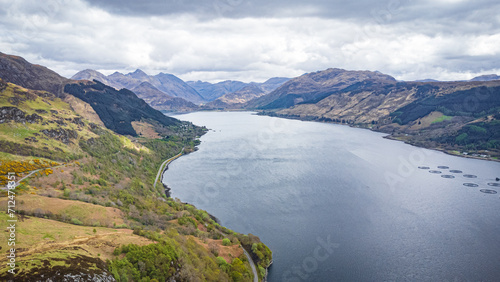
[0,159,59,186]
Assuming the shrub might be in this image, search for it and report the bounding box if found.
[70,218,83,225]
[222,238,231,246]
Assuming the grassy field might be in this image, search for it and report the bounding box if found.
[431,114,453,124]
[1,194,126,227]
[0,213,153,279]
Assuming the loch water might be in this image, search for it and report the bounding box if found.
[164,111,500,281]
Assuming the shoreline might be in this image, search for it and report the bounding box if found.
[255,111,500,163]
[158,139,268,281]
[154,147,184,195]
[383,135,500,163]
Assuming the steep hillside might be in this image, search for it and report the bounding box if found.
[0,79,95,161]
[187,80,247,101]
[0,52,69,97]
[259,77,290,93]
[132,81,199,112]
[72,69,205,104]
[153,72,205,104]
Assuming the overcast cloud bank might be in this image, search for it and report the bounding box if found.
[0,0,499,82]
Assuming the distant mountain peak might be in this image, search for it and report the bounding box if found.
[132,69,146,74]
[71,69,106,79]
[470,74,500,81]
[128,69,149,79]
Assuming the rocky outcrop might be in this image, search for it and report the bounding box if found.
[40,128,78,144]
[0,107,43,124]
[0,78,7,91]
[72,117,85,127]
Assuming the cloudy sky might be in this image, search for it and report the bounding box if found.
[1,0,499,82]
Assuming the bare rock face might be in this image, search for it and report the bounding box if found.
[0,106,43,124]
[0,78,7,91]
[71,117,85,127]
[40,128,78,144]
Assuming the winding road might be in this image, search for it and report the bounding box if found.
[242,245,259,282]
[153,147,184,189]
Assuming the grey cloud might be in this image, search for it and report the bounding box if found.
[442,54,500,72]
[82,0,412,20]
[81,0,500,25]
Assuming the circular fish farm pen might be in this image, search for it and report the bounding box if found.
[479,189,497,194]
[441,175,455,179]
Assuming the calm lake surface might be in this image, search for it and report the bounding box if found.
[164,111,500,282]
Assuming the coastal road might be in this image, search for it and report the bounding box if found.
[241,246,259,282]
[153,147,184,189]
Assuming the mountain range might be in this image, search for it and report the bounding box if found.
[207,77,290,109]
[72,69,205,107]
[186,80,248,101]
[72,69,289,111]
